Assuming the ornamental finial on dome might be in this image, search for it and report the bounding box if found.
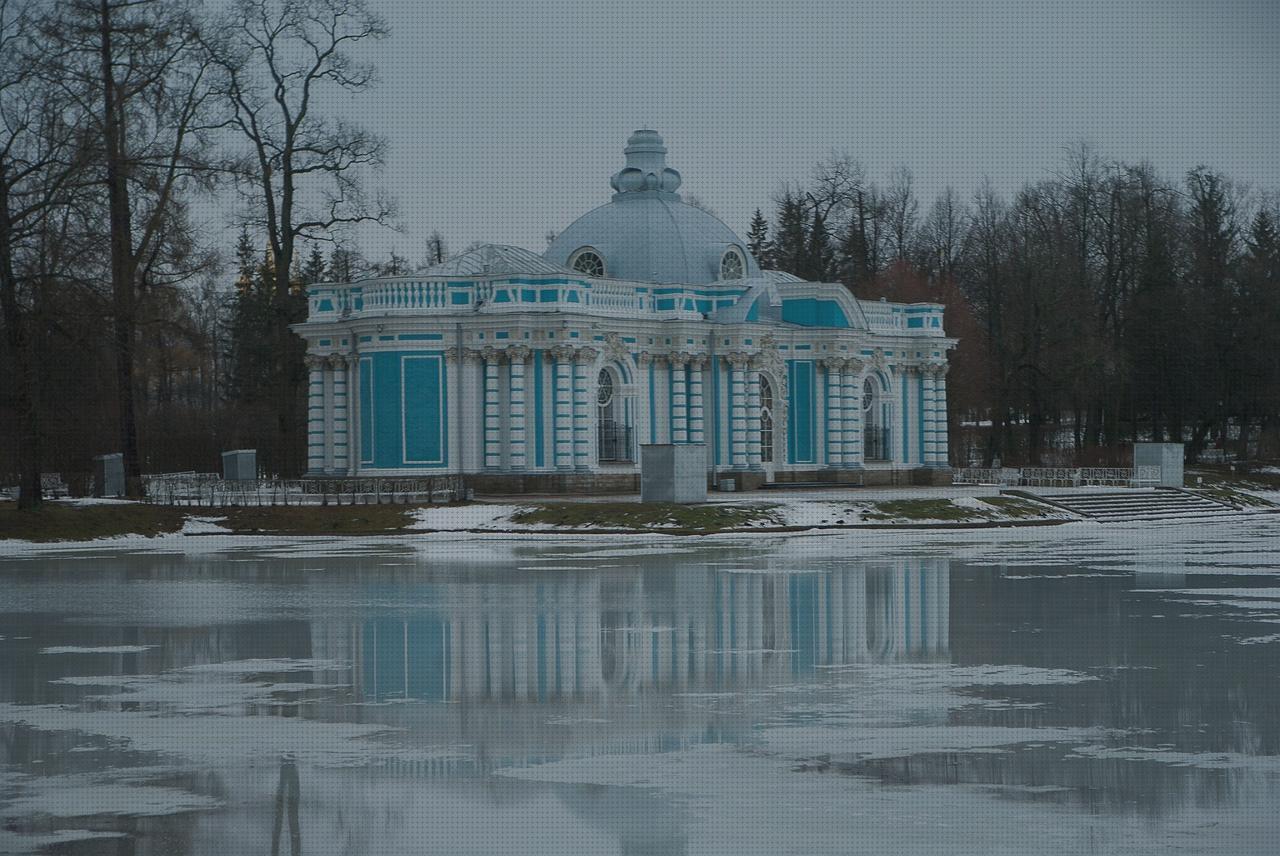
[609,129,682,199]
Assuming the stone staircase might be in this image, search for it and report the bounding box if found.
[1027,489,1242,523]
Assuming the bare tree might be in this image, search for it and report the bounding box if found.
[207,0,391,475]
[39,0,222,495]
[0,0,89,507]
[883,166,918,260]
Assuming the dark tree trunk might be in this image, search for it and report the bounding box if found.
[0,174,42,509]
[99,0,143,496]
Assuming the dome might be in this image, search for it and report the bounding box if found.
[545,131,760,285]
[420,244,571,277]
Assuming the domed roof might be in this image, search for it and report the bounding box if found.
[545,131,760,285]
[420,244,571,277]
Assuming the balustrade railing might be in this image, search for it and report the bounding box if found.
[143,475,465,507]
[953,465,1163,488]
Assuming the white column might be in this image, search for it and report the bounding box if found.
[922,366,938,466]
[305,355,326,475]
[825,357,844,468]
[933,364,950,467]
[572,347,597,471]
[729,354,748,469]
[482,349,501,470]
[688,356,706,447]
[843,359,864,468]
[507,346,530,471]
[671,355,688,444]
[746,363,762,469]
[552,347,574,470]
[330,354,350,475]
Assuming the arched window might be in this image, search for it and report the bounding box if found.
[864,377,888,460]
[720,247,745,280]
[570,248,606,277]
[597,368,631,462]
[759,374,774,463]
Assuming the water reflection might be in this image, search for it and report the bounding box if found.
[1,548,1278,854]
[329,560,950,706]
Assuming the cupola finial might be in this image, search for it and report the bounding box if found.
[609,129,682,199]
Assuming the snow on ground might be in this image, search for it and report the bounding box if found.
[39,645,155,655]
[409,503,534,531]
[179,516,230,535]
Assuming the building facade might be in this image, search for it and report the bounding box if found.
[296,131,956,492]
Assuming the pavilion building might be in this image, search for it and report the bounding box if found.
[296,130,955,492]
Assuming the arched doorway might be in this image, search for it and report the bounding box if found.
[596,367,633,462]
[864,376,889,461]
[759,374,776,480]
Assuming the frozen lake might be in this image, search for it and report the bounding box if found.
[2,520,1279,854]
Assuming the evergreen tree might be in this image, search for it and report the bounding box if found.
[226,232,275,405]
[300,245,327,285]
[807,208,835,281]
[772,191,810,277]
[746,208,773,268]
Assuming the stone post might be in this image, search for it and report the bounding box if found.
[305,355,327,475]
[551,346,575,470]
[843,358,864,468]
[823,357,844,468]
[329,354,350,475]
[688,355,706,446]
[728,354,748,469]
[507,346,531,472]
[671,354,688,444]
[482,348,502,470]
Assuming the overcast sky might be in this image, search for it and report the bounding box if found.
[327,0,1279,261]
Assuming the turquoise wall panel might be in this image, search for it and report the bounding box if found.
[787,360,816,463]
[403,355,445,464]
[359,358,374,464]
[781,298,849,328]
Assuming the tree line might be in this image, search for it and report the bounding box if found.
[0,0,391,507]
[748,150,1280,468]
[1,1,1277,508]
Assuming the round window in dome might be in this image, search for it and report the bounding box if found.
[720,247,745,280]
[570,248,606,277]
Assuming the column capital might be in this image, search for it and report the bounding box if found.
[326,353,349,369]
[480,346,505,363]
[549,344,576,362]
[574,346,599,364]
[304,354,328,370]
[688,354,708,370]
[668,351,692,367]
[726,352,751,370]
[506,345,532,362]
[925,360,950,377]
[636,352,654,366]
[821,355,845,371]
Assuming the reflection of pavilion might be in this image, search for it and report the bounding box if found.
[310,559,950,704]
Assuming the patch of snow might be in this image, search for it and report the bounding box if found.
[38,645,155,655]
[180,516,229,534]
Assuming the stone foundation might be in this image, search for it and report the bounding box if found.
[464,466,951,496]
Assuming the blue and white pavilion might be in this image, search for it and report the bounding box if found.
[297,131,955,491]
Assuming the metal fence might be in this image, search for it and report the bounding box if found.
[598,421,634,463]
[953,465,1162,488]
[143,475,466,507]
[864,427,892,461]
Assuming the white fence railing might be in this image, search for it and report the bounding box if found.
[143,476,465,507]
[953,466,1162,488]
